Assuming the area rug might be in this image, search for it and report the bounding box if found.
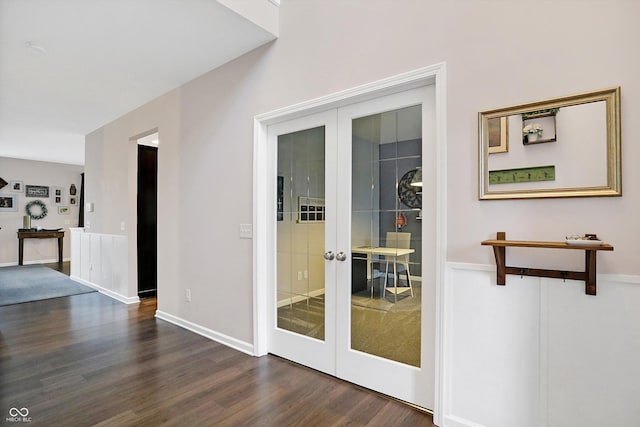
[0,265,96,306]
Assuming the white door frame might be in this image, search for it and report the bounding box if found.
[253,63,447,424]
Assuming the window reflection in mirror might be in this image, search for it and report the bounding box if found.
[478,87,621,199]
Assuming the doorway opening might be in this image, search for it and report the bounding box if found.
[136,132,158,299]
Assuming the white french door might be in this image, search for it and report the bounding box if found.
[266,109,338,374]
[266,86,436,409]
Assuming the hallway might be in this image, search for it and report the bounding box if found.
[0,290,434,426]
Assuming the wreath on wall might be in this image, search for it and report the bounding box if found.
[26,199,48,220]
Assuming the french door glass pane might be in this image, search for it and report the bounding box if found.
[350,106,422,367]
[276,126,326,340]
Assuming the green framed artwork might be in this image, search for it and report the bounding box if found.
[489,165,555,185]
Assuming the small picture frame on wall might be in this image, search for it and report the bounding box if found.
[0,195,18,211]
[26,185,49,198]
[69,196,77,206]
[297,196,325,223]
[10,180,24,193]
[58,206,70,215]
[52,186,63,205]
[488,116,509,154]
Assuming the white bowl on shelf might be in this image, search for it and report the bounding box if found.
[565,238,604,246]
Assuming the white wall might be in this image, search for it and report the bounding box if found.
[0,157,83,264]
[85,90,181,301]
[83,1,640,426]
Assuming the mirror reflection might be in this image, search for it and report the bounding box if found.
[479,87,621,199]
[277,126,326,340]
[351,105,422,367]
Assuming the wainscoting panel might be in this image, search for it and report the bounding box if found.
[542,274,640,427]
[69,227,83,277]
[70,229,135,304]
[444,263,540,427]
[80,232,91,280]
[90,233,102,285]
[444,263,640,427]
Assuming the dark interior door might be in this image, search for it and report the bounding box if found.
[137,145,158,298]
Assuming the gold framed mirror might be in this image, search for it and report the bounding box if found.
[479,87,621,200]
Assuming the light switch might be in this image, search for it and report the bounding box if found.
[239,223,253,239]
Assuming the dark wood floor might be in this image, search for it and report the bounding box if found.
[0,282,435,425]
[44,261,70,276]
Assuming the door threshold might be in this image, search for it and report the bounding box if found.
[138,290,157,299]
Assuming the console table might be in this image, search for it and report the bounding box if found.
[17,230,65,265]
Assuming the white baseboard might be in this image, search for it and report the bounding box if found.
[155,310,254,356]
[0,258,72,267]
[442,415,486,427]
[70,275,140,304]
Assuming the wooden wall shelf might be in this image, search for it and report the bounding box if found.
[522,109,557,145]
[481,232,614,295]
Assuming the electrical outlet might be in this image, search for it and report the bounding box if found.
[297,271,303,280]
[186,288,191,302]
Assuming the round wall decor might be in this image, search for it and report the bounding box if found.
[26,199,48,220]
[397,169,422,209]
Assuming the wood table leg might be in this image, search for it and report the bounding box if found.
[19,237,24,265]
[585,250,597,296]
[58,236,64,264]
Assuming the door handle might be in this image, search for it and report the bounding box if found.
[323,251,335,261]
[336,251,347,262]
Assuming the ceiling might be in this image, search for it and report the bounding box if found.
[0,0,277,165]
